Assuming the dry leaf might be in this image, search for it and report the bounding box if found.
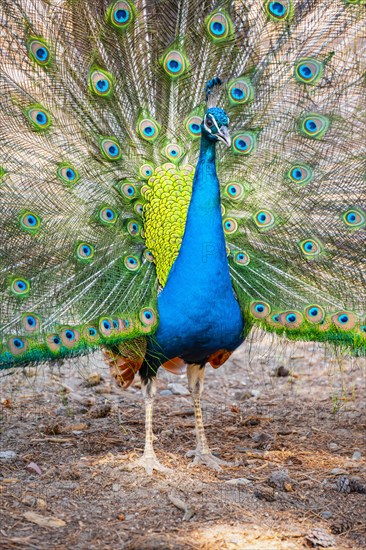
[26,462,42,475]
[23,511,66,529]
[62,423,88,432]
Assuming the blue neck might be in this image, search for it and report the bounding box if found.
[169,137,229,279]
[154,135,244,362]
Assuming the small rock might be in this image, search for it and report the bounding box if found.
[336,476,351,493]
[0,450,17,461]
[88,403,111,418]
[85,373,102,387]
[351,450,362,461]
[22,495,47,509]
[160,389,172,396]
[275,366,289,377]
[234,390,252,401]
[168,383,190,396]
[254,487,276,502]
[321,511,333,520]
[336,475,366,494]
[328,443,340,451]
[251,389,260,398]
[268,469,292,491]
[305,528,336,548]
[161,429,173,437]
[22,495,37,507]
[225,478,252,486]
[112,483,121,492]
[331,468,348,476]
[252,432,273,450]
[331,518,354,535]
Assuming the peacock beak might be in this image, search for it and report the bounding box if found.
[216,125,231,147]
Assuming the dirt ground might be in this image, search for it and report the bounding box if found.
[1,331,365,550]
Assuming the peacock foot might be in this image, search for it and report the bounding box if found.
[186,449,237,471]
[120,452,172,476]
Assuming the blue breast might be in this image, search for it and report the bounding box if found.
[150,138,244,364]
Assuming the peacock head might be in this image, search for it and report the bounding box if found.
[202,107,231,146]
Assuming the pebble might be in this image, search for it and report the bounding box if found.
[160,389,172,396]
[225,478,252,486]
[268,469,292,490]
[351,450,362,460]
[0,450,17,461]
[168,383,190,396]
[328,443,340,451]
[321,511,333,520]
[275,366,290,377]
[331,468,348,476]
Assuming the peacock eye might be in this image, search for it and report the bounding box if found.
[206,116,214,128]
[233,251,250,266]
[206,11,233,42]
[60,327,80,348]
[20,211,41,233]
[100,137,122,160]
[299,239,321,257]
[124,255,140,271]
[109,1,134,30]
[138,118,160,142]
[164,143,183,162]
[288,163,313,185]
[22,313,41,332]
[331,311,357,331]
[162,50,187,78]
[227,78,255,106]
[8,336,29,356]
[185,115,202,139]
[251,301,271,319]
[127,220,140,236]
[224,182,246,201]
[265,1,291,21]
[29,39,51,66]
[90,69,113,97]
[232,132,256,155]
[98,317,114,337]
[26,106,51,130]
[278,310,303,328]
[305,305,325,323]
[99,206,117,225]
[57,164,80,185]
[139,307,157,326]
[223,218,238,234]
[294,58,323,85]
[143,249,154,262]
[46,334,62,352]
[343,209,365,228]
[254,209,275,230]
[298,114,329,139]
[11,278,30,297]
[76,242,95,262]
[139,164,154,179]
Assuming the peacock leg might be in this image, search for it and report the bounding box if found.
[122,377,171,475]
[186,363,235,471]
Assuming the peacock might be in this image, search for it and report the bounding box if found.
[0,0,365,474]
